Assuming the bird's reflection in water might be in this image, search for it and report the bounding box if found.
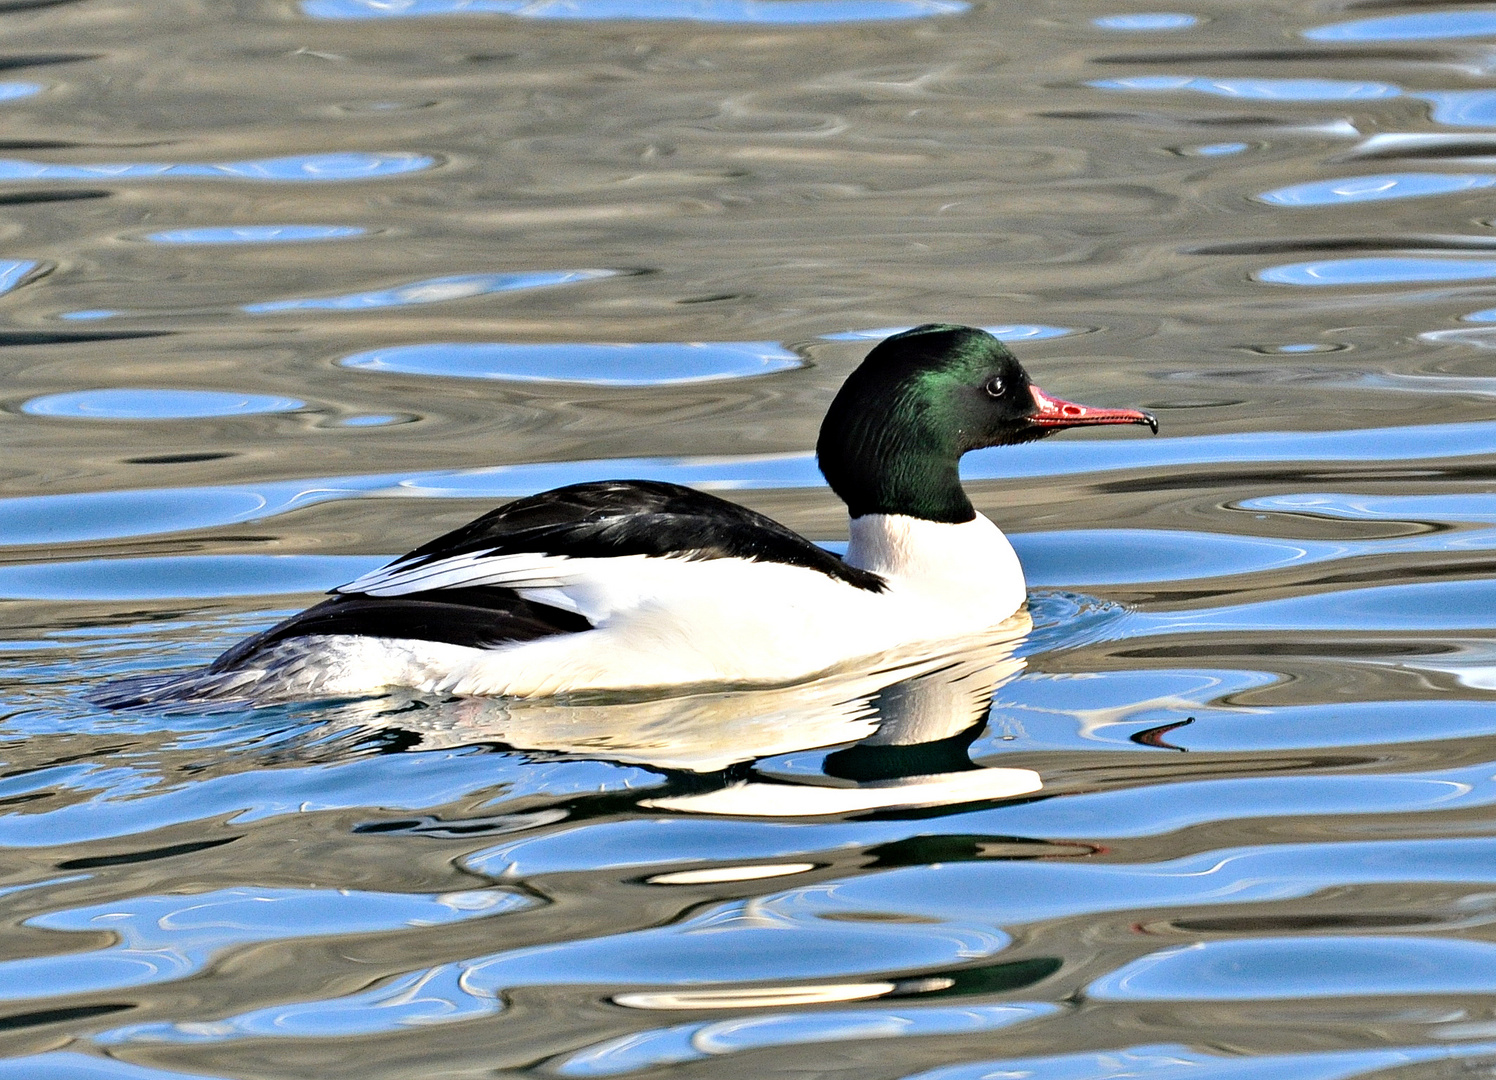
[326,611,1038,816]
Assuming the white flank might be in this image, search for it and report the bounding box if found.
[238,511,1030,699]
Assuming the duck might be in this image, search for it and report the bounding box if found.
[102,323,1155,704]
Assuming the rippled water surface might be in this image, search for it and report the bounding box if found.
[2,0,1496,1077]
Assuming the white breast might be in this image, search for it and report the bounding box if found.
[844,512,1027,629]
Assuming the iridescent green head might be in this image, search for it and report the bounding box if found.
[816,324,1155,522]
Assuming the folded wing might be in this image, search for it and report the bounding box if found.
[214,480,883,671]
[339,479,883,600]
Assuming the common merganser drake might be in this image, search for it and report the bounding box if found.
[107,324,1155,703]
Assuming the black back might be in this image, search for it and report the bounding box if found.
[377,479,885,593]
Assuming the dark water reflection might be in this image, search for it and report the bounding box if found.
[1,1,1496,1078]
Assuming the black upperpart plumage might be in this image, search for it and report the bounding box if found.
[380,479,884,592]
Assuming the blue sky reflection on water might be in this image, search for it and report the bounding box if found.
[0,887,528,1002]
[341,340,801,383]
[552,1003,1059,1076]
[1190,141,1246,156]
[0,555,384,600]
[0,260,37,295]
[0,153,435,182]
[1092,12,1195,31]
[1305,10,1496,41]
[98,965,497,1044]
[244,270,613,313]
[1089,937,1496,1001]
[0,1054,235,1080]
[21,389,305,419]
[1418,90,1496,127]
[1258,257,1496,286]
[822,324,1077,341]
[1258,173,1496,207]
[906,1043,1496,1080]
[146,225,367,244]
[1087,75,1401,101]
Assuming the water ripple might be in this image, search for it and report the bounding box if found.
[1350,132,1496,161]
[1090,937,1496,1000]
[21,389,305,419]
[145,225,366,244]
[0,753,658,845]
[472,793,1496,877]
[1258,173,1496,207]
[907,1042,1496,1080]
[794,837,1496,930]
[459,895,1010,994]
[1122,578,1496,634]
[822,324,1078,342]
[1087,76,1402,101]
[243,269,613,313]
[0,152,435,182]
[341,340,802,384]
[0,554,384,599]
[1243,492,1496,524]
[989,678,1496,754]
[0,1054,232,1080]
[1306,11,1496,42]
[556,1002,1058,1076]
[1093,13,1195,31]
[1418,90,1496,127]
[99,964,496,1043]
[1257,257,1496,286]
[1013,526,1496,587]
[3,10,1496,1072]
[303,0,971,22]
[5,886,529,1001]
[0,259,37,295]
[1190,141,1247,156]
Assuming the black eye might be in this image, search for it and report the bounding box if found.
[984,376,1005,398]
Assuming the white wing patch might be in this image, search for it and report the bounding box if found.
[336,548,705,624]
[338,550,584,597]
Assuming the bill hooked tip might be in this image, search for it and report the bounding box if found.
[1029,386,1159,435]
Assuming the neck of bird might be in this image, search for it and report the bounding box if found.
[822,426,975,524]
[828,430,1029,619]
